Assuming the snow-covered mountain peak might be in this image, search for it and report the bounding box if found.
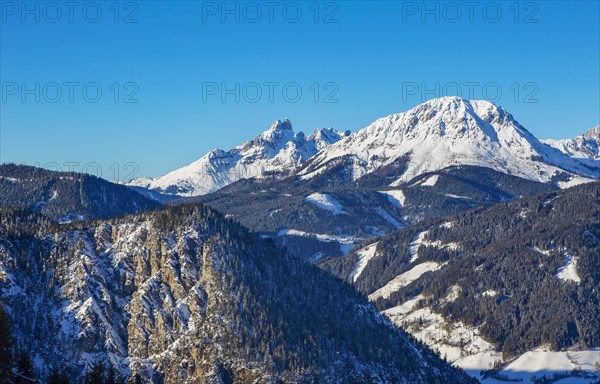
[583,125,600,140]
[355,97,521,145]
[260,118,294,141]
[542,125,600,163]
[269,117,293,131]
[128,119,347,197]
[311,127,350,149]
[300,98,598,187]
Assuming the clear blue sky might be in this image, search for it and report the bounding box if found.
[1,1,599,180]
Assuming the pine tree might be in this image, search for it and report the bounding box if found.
[84,360,106,384]
[14,349,36,384]
[0,306,13,384]
[106,364,124,384]
[48,365,69,384]
[128,373,143,384]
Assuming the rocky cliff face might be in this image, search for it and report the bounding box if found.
[0,205,475,383]
[2,214,214,382]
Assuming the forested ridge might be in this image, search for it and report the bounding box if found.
[322,182,600,359]
[0,164,161,221]
[0,203,475,383]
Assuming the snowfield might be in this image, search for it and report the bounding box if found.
[368,262,444,300]
[420,175,439,186]
[349,243,378,283]
[378,189,406,207]
[305,193,349,215]
[555,253,581,283]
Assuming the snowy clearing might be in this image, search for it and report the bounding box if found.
[421,175,439,186]
[305,193,349,215]
[383,302,502,371]
[408,231,428,262]
[481,348,600,384]
[277,228,358,256]
[349,243,378,283]
[556,176,596,189]
[378,189,406,207]
[555,253,581,283]
[368,262,443,300]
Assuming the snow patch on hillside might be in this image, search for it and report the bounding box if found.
[378,189,406,207]
[481,348,600,384]
[277,228,357,256]
[305,193,349,215]
[409,231,428,262]
[349,243,378,283]
[368,262,443,300]
[481,290,498,298]
[421,175,439,187]
[383,301,502,371]
[556,175,596,189]
[442,285,462,303]
[556,253,581,283]
[382,295,424,316]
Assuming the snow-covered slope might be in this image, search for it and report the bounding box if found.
[129,119,348,196]
[299,97,599,187]
[324,182,600,384]
[542,126,600,164]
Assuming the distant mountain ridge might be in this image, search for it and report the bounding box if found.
[542,126,600,164]
[299,97,598,188]
[128,119,349,196]
[0,163,161,221]
[195,165,556,261]
[131,98,598,200]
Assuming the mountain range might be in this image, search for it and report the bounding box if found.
[129,97,599,198]
[169,98,598,264]
[128,119,349,198]
[1,97,599,383]
[298,97,598,188]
